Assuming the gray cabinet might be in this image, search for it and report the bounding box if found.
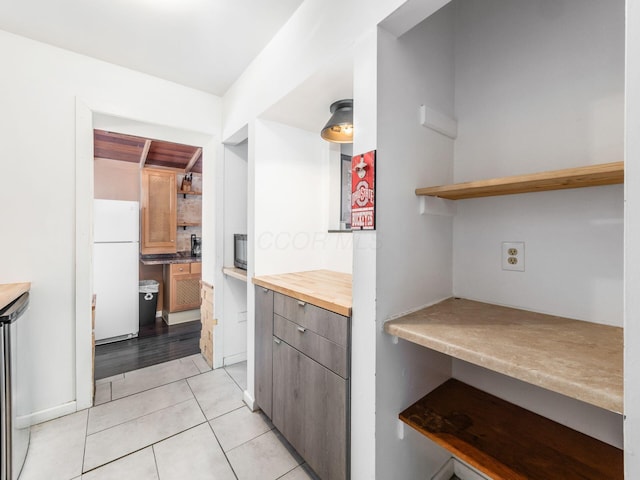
[255,289,350,480]
[254,286,274,418]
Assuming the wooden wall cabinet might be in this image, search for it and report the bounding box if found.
[141,168,177,254]
[255,288,350,480]
[163,263,201,313]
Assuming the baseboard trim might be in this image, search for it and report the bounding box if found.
[223,352,247,365]
[431,458,455,480]
[453,459,490,480]
[25,401,78,426]
[243,390,256,411]
[431,458,490,480]
[162,309,200,325]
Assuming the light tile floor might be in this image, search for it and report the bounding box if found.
[20,356,317,480]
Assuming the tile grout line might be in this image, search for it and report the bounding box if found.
[108,365,203,403]
[80,408,90,478]
[222,363,247,391]
[151,444,161,480]
[86,396,197,438]
[224,428,275,455]
[184,375,239,479]
[206,421,240,480]
[87,379,194,435]
[83,418,212,475]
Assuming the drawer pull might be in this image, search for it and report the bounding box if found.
[274,337,281,345]
[297,301,306,307]
[297,326,307,333]
[262,288,268,293]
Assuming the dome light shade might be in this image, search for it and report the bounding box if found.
[321,99,353,143]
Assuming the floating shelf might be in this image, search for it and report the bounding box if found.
[415,162,623,200]
[222,266,248,282]
[178,190,202,198]
[400,379,622,480]
[384,298,622,413]
[178,222,201,230]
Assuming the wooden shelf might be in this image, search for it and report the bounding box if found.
[384,298,622,413]
[415,162,623,200]
[178,222,201,229]
[400,379,622,480]
[178,190,202,198]
[223,266,248,282]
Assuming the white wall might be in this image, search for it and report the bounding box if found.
[375,4,457,478]
[625,0,640,476]
[350,27,379,480]
[222,141,248,364]
[222,0,424,140]
[374,0,626,476]
[253,119,352,276]
[452,0,625,326]
[450,0,625,445]
[0,30,220,421]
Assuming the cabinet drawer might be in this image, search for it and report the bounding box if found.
[274,314,348,379]
[274,293,348,347]
[170,263,201,275]
[170,263,190,275]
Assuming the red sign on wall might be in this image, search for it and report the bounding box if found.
[351,150,376,230]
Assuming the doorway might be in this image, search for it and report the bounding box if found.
[92,129,204,379]
[75,102,217,410]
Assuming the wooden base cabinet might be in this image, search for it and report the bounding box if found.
[163,263,201,313]
[255,286,350,480]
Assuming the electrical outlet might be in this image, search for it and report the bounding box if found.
[502,241,525,272]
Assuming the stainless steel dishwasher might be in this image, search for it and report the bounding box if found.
[0,293,30,480]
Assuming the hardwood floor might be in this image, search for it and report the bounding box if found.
[95,318,201,380]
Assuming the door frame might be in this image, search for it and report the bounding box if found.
[75,98,218,409]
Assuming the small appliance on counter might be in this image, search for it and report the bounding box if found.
[191,234,201,257]
[234,234,247,270]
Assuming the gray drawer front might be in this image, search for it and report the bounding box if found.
[273,293,348,347]
[274,314,348,379]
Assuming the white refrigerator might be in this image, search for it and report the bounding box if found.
[93,199,140,344]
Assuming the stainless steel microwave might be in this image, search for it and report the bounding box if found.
[234,234,247,270]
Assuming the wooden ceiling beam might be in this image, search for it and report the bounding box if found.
[139,139,152,168]
[185,147,202,173]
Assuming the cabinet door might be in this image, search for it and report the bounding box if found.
[170,273,201,312]
[141,168,177,254]
[273,340,348,480]
[254,287,274,418]
[272,339,304,455]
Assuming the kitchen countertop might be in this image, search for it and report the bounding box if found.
[140,252,202,265]
[253,270,352,317]
[0,282,31,311]
[384,297,623,413]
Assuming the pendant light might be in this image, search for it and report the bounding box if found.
[321,99,353,143]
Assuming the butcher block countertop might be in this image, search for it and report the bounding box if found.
[384,297,623,413]
[253,270,352,317]
[0,282,31,310]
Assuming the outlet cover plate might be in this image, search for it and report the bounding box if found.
[502,241,525,272]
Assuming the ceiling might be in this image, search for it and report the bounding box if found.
[94,130,203,173]
[0,0,304,95]
[261,53,354,136]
